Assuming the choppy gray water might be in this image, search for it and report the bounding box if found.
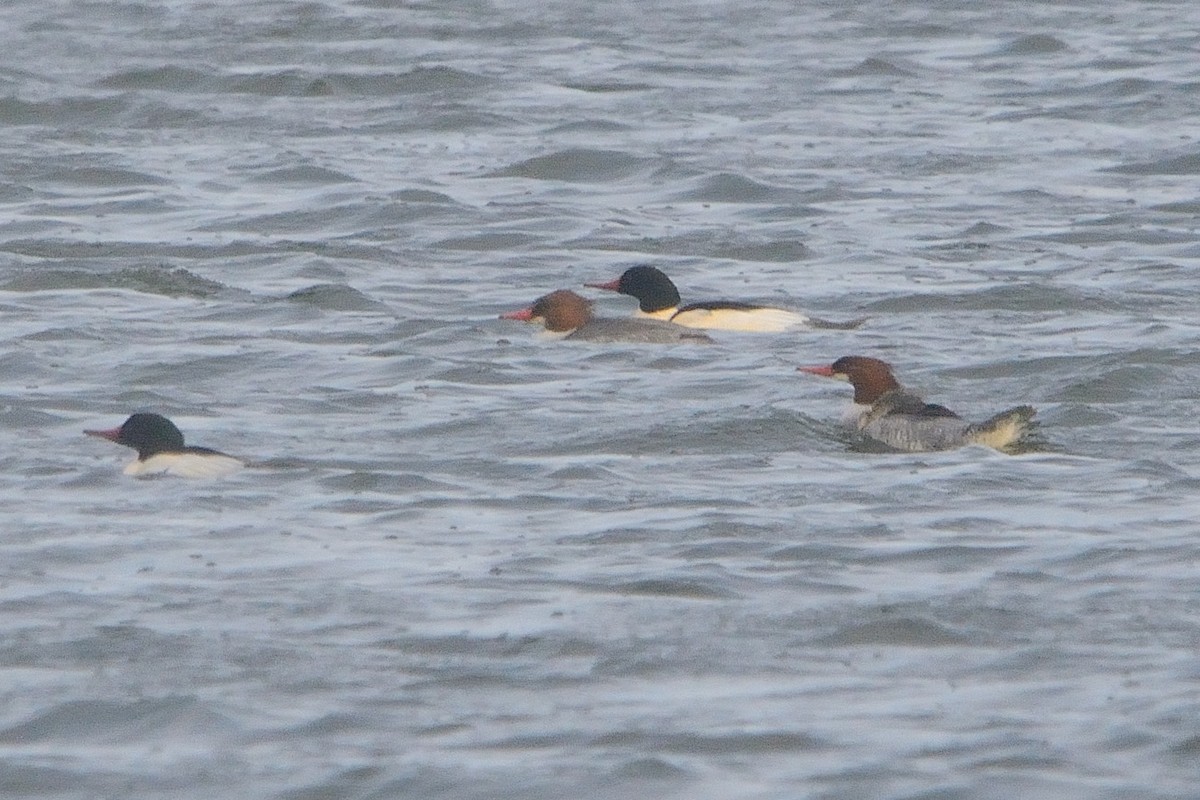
[2,1,1199,798]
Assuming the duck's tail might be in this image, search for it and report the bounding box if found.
[807,315,868,330]
[967,405,1036,450]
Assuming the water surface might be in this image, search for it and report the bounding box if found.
[2,1,1199,798]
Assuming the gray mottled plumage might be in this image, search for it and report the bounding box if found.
[565,317,713,344]
[857,390,1035,452]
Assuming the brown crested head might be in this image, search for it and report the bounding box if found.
[829,356,900,404]
[530,289,594,332]
[799,355,901,404]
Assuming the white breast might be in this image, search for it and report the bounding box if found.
[842,402,873,426]
[634,308,678,322]
[125,452,244,479]
[670,306,809,332]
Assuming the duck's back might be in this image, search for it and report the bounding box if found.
[567,317,713,344]
[670,302,809,332]
[857,390,972,452]
[857,391,1034,452]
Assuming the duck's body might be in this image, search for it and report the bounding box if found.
[642,301,811,333]
[586,265,856,332]
[799,356,1034,452]
[86,413,244,478]
[501,289,713,344]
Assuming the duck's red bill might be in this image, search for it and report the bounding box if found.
[583,278,620,291]
[85,427,122,442]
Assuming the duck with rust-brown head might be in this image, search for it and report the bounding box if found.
[502,289,713,344]
[799,356,1035,452]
